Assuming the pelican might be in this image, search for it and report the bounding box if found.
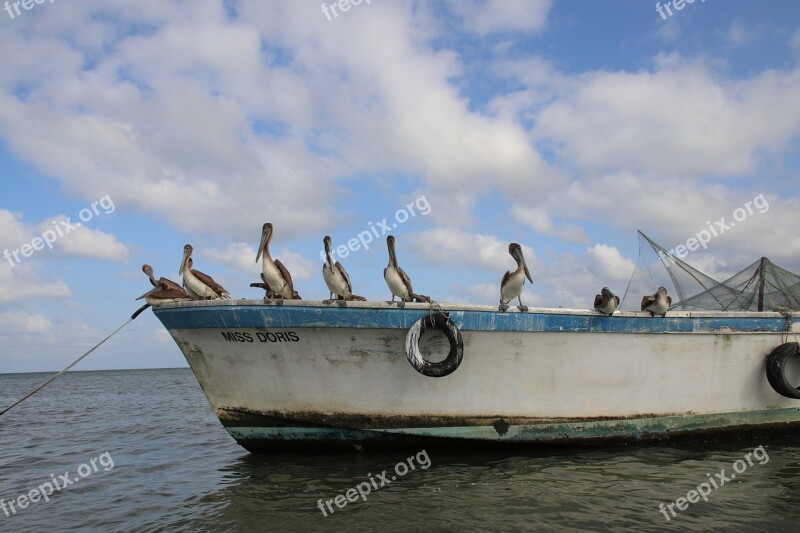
[641,286,671,317]
[384,235,416,308]
[137,279,192,306]
[594,287,620,315]
[256,223,301,302]
[499,243,533,312]
[179,244,231,300]
[322,236,366,305]
[142,264,184,292]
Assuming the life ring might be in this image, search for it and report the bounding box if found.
[405,313,463,377]
[765,342,800,399]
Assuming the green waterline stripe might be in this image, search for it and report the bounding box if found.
[225,408,800,442]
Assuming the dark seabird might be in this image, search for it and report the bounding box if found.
[594,287,620,315]
[641,286,671,317]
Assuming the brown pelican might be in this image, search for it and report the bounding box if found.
[499,243,533,312]
[641,286,671,317]
[142,264,184,292]
[179,244,231,300]
[256,223,301,302]
[322,236,366,305]
[137,279,193,306]
[594,287,620,315]
[384,235,416,308]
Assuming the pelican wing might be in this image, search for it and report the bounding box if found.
[641,295,654,311]
[159,277,185,292]
[397,266,414,302]
[274,259,295,292]
[593,294,603,308]
[613,295,621,307]
[191,268,229,297]
[501,270,512,288]
[154,286,191,300]
[335,262,352,293]
[666,295,672,306]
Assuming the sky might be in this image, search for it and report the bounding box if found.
[1,0,799,373]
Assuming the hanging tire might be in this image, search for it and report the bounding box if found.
[405,313,463,377]
[765,342,800,399]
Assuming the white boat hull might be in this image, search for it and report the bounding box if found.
[153,300,800,452]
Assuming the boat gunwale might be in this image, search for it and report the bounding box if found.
[152,298,796,319]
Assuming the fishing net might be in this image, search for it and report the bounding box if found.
[631,231,800,312]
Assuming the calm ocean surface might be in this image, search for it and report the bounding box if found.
[2,368,800,532]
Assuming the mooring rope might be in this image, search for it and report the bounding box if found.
[0,304,150,417]
[620,251,641,309]
[426,298,446,320]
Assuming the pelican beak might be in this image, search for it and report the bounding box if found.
[324,236,333,263]
[513,246,532,283]
[256,225,271,263]
[387,236,396,263]
[179,247,190,276]
[136,286,159,301]
[522,254,533,284]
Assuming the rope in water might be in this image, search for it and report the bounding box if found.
[0,304,150,417]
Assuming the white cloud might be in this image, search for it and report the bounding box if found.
[0,311,53,334]
[0,1,561,242]
[206,242,260,274]
[511,205,590,244]
[585,244,637,283]
[276,250,315,282]
[40,216,129,262]
[0,209,74,305]
[0,208,128,264]
[528,57,800,177]
[0,263,72,306]
[408,229,536,272]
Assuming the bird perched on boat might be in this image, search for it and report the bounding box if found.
[256,223,301,302]
[142,264,184,292]
[136,279,193,306]
[322,236,366,305]
[384,235,430,307]
[249,273,275,299]
[179,244,231,300]
[594,287,620,315]
[499,243,533,312]
[641,287,671,317]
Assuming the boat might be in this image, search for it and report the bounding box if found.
[152,299,800,452]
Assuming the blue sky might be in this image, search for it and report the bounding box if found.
[1,0,799,372]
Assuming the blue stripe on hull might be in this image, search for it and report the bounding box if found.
[153,303,789,334]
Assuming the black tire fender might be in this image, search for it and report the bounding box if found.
[405,313,463,378]
[766,342,800,399]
